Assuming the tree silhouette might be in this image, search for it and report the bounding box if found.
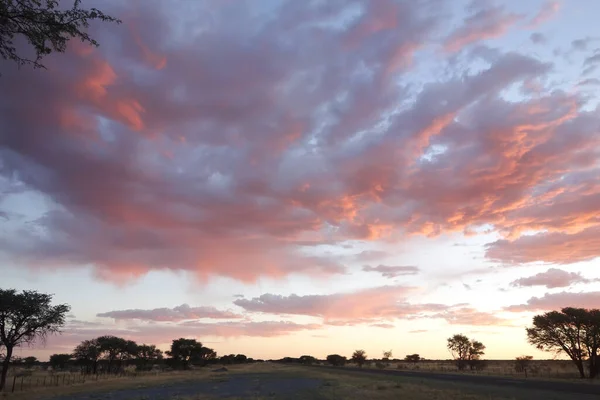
[447,334,485,371]
[382,350,393,361]
[299,355,316,365]
[351,349,367,368]
[73,339,101,374]
[97,335,128,373]
[166,338,214,369]
[527,307,600,379]
[0,289,69,390]
[404,354,421,363]
[0,0,120,70]
[137,344,162,370]
[49,353,72,371]
[514,355,533,377]
[23,356,38,368]
[326,354,346,366]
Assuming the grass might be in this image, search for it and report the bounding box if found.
[1,363,595,400]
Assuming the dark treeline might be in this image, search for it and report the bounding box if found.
[56,337,258,374]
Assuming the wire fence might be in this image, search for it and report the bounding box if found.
[1,371,156,393]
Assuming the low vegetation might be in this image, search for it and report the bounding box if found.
[2,288,600,398]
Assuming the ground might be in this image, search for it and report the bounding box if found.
[1,363,598,400]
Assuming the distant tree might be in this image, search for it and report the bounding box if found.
[0,289,70,391]
[467,340,486,370]
[0,0,121,71]
[351,350,367,368]
[136,344,162,370]
[23,356,38,368]
[220,354,236,365]
[196,346,217,366]
[234,354,247,364]
[73,339,101,374]
[97,335,128,373]
[382,350,393,361]
[326,354,346,366]
[404,354,421,363]
[49,353,72,371]
[527,307,600,379]
[299,355,317,365]
[166,338,214,369]
[447,334,485,371]
[514,355,534,378]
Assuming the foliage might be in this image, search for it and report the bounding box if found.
[49,353,72,370]
[0,0,120,70]
[527,307,600,379]
[382,350,393,361]
[326,354,347,366]
[23,356,37,367]
[73,338,101,374]
[514,355,533,377]
[0,288,70,390]
[351,349,367,368]
[166,338,216,369]
[97,335,131,373]
[137,344,163,370]
[299,355,317,365]
[447,334,485,371]
[235,354,247,363]
[404,354,421,363]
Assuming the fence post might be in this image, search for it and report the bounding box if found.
[43,376,46,386]
[12,376,17,392]
[20,376,24,391]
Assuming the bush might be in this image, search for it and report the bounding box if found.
[375,362,387,370]
[326,354,347,366]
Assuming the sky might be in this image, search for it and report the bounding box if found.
[1,0,600,362]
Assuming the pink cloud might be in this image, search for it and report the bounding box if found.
[97,304,243,322]
[233,285,417,321]
[0,0,599,281]
[506,291,600,312]
[510,268,597,289]
[486,227,600,265]
[430,308,512,326]
[444,4,522,52]
[527,1,560,28]
[233,285,495,327]
[362,265,420,278]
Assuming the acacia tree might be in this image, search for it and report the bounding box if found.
[97,335,128,373]
[514,355,533,378]
[447,334,485,371]
[382,350,393,361]
[527,307,600,379]
[405,354,421,363]
[137,344,162,370]
[351,349,367,368]
[73,338,101,374]
[49,353,72,370]
[326,354,346,366]
[0,289,70,390]
[0,0,120,70]
[166,338,214,369]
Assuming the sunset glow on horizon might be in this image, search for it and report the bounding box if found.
[1,0,600,362]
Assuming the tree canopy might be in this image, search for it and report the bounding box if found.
[0,0,120,70]
[0,288,70,390]
[326,354,346,366]
[447,334,485,370]
[166,338,216,369]
[351,349,367,368]
[527,307,600,379]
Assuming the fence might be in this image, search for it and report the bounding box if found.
[1,371,155,394]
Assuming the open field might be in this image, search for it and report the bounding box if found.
[1,363,598,400]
